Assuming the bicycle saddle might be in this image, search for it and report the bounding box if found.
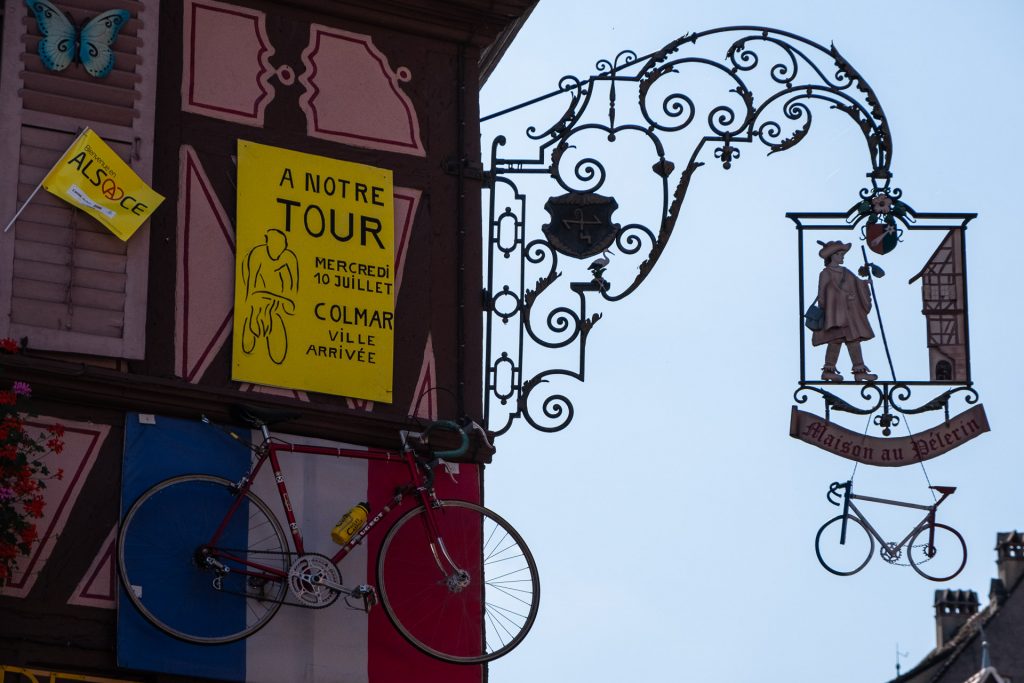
[229,403,302,428]
[929,485,957,495]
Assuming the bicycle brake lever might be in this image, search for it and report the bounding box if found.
[442,460,460,483]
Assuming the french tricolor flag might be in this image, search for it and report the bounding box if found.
[117,414,483,683]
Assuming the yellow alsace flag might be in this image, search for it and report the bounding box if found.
[41,128,164,241]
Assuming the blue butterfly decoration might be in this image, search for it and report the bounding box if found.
[24,0,131,78]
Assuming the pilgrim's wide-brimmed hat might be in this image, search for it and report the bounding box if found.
[818,240,852,260]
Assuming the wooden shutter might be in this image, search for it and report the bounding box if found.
[0,0,159,358]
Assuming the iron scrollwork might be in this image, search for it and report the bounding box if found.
[794,383,980,437]
[483,27,900,435]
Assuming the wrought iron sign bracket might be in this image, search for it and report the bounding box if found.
[482,26,977,436]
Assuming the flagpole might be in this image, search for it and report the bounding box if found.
[2,128,88,233]
[2,182,44,233]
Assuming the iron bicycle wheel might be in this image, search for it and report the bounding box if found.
[908,523,967,582]
[117,474,290,644]
[376,500,540,664]
[815,514,874,576]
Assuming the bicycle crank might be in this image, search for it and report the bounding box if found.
[880,542,902,564]
[288,554,343,608]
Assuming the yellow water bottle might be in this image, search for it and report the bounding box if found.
[331,502,369,545]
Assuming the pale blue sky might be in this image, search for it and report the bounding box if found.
[481,2,1024,681]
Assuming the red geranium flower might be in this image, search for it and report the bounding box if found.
[0,375,63,583]
[24,496,45,518]
[13,475,37,496]
[0,338,19,353]
[19,524,37,545]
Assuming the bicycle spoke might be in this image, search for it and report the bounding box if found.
[118,475,290,644]
[377,500,538,664]
[485,606,512,647]
[488,582,537,608]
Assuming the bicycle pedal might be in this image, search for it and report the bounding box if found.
[351,584,378,612]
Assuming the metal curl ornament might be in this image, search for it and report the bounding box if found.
[482,26,939,436]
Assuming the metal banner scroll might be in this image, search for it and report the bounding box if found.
[790,405,989,466]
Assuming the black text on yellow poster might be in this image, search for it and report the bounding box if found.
[232,141,394,402]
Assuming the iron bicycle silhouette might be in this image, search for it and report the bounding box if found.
[814,480,967,581]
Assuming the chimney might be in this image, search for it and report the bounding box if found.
[995,531,1024,590]
[989,577,1008,607]
[934,589,978,648]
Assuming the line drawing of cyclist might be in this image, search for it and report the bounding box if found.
[240,228,299,364]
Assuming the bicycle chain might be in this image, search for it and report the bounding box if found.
[880,543,932,567]
[204,548,348,610]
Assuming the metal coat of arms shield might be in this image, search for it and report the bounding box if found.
[541,192,620,259]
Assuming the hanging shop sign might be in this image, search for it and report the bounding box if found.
[789,193,986,464]
[790,405,989,466]
[232,141,395,402]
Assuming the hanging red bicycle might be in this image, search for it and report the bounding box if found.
[117,405,539,664]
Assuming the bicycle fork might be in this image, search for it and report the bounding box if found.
[840,487,852,546]
[422,500,471,592]
[922,512,937,557]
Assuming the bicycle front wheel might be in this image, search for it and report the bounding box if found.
[377,500,540,664]
[815,514,874,576]
[908,523,967,582]
[117,474,290,644]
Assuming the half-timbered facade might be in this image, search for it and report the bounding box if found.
[0,0,535,680]
[909,230,968,382]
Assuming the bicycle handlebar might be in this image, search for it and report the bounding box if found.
[418,420,470,460]
[827,481,851,506]
[411,418,496,463]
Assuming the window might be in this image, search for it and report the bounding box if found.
[0,0,159,358]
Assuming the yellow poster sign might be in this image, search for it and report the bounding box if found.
[0,664,139,682]
[41,128,164,241]
[232,141,395,402]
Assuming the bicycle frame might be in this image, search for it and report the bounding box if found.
[117,411,538,662]
[838,483,952,553]
[205,425,452,583]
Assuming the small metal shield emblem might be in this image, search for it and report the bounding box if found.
[866,219,899,255]
[541,192,620,259]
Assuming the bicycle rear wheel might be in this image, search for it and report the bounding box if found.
[815,514,874,576]
[117,474,290,644]
[908,523,967,582]
[377,500,540,664]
